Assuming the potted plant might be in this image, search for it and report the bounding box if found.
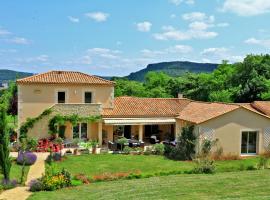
[90,140,99,154]
[117,137,128,152]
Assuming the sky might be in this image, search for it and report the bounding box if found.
[0,0,270,76]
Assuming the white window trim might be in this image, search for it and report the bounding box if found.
[240,129,260,155]
[82,89,95,104]
[72,122,88,139]
[55,89,69,104]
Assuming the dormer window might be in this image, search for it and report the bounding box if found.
[84,92,92,103]
[58,91,66,103]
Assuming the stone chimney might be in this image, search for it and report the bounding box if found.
[178,93,183,98]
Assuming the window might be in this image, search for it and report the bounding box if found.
[84,92,92,103]
[57,91,66,103]
[73,123,87,139]
[241,131,258,154]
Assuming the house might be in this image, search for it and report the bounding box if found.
[17,70,270,156]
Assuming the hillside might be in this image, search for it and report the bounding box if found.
[0,69,33,82]
[126,61,218,81]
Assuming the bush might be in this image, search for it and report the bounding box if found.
[123,146,133,154]
[33,168,72,191]
[192,158,216,174]
[74,173,90,184]
[17,151,37,165]
[143,147,152,155]
[164,125,197,161]
[152,144,164,155]
[1,179,17,190]
[257,155,269,169]
[29,179,44,192]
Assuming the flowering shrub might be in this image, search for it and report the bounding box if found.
[17,151,37,165]
[1,179,17,190]
[29,179,43,192]
[30,168,71,192]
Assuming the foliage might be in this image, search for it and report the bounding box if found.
[48,114,100,135]
[257,155,269,170]
[0,104,12,181]
[74,173,90,184]
[192,158,216,174]
[17,151,37,165]
[32,168,72,191]
[123,146,133,154]
[113,54,270,103]
[164,125,197,161]
[152,144,165,155]
[19,108,52,140]
[1,178,17,190]
[29,179,44,192]
[117,137,128,151]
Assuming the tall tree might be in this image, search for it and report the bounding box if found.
[0,104,11,180]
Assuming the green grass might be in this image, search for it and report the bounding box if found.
[47,154,259,177]
[28,170,270,200]
[0,160,30,183]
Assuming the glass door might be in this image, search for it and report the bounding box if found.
[241,131,257,154]
[73,123,88,140]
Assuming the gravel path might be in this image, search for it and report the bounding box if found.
[0,153,49,200]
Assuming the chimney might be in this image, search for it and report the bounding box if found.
[178,93,183,98]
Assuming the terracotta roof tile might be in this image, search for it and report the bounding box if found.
[177,101,239,124]
[102,96,191,118]
[16,71,114,85]
[251,101,270,116]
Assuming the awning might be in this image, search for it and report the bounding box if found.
[103,118,176,125]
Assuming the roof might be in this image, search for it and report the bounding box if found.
[102,96,191,118]
[16,71,114,85]
[177,101,239,124]
[251,101,270,116]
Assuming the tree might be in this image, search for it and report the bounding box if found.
[0,104,12,181]
[164,125,197,161]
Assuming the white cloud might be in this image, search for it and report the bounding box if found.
[245,37,270,48]
[182,12,215,23]
[8,37,30,45]
[85,12,109,22]
[86,48,121,59]
[201,47,243,63]
[169,0,194,6]
[68,16,79,23]
[153,25,217,41]
[0,28,11,36]
[189,21,209,30]
[141,45,193,58]
[136,21,152,32]
[221,0,270,16]
[16,54,49,63]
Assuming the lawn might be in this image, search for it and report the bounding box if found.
[28,169,270,200]
[47,154,259,177]
[0,159,30,183]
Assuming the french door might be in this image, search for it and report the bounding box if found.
[73,123,88,140]
[241,131,258,154]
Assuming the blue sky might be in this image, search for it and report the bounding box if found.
[0,0,269,76]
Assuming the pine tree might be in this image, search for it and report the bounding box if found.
[0,104,12,180]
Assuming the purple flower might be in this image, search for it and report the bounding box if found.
[17,151,37,165]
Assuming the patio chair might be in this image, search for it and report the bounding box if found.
[63,139,73,148]
[108,141,117,151]
[150,135,159,144]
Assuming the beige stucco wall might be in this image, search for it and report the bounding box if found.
[18,83,114,127]
[197,108,270,155]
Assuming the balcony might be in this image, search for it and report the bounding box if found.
[52,103,102,117]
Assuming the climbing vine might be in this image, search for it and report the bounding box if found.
[48,114,101,135]
[19,108,52,140]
